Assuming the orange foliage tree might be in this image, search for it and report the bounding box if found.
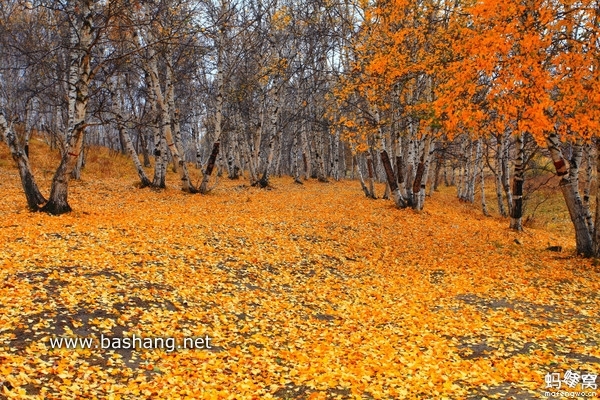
[436,0,600,254]
[334,0,467,210]
[342,0,600,255]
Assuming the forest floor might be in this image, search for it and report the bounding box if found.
[0,143,599,399]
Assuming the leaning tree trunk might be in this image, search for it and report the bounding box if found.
[355,154,371,198]
[0,112,46,210]
[42,0,93,214]
[547,132,593,256]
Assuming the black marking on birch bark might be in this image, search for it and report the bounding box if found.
[413,162,425,195]
[205,142,220,176]
[511,178,524,219]
[380,150,399,192]
[553,159,568,176]
[396,156,404,184]
[570,158,578,169]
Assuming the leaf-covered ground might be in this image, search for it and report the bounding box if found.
[0,148,599,399]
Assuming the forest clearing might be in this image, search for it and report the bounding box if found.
[0,143,598,399]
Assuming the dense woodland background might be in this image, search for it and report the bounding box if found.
[0,0,599,254]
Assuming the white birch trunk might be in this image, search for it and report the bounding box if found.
[583,143,594,234]
[292,130,302,184]
[495,135,507,217]
[300,118,311,180]
[501,133,513,216]
[547,132,593,255]
[258,77,281,188]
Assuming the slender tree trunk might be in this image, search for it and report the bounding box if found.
[258,78,281,188]
[228,127,242,179]
[467,140,477,203]
[151,118,166,188]
[193,127,202,169]
[333,127,341,181]
[366,152,376,199]
[314,130,328,182]
[593,140,600,256]
[412,137,433,210]
[510,133,524,231]
[495,135,507,217]
[201,142,220,190]
[479,139,490,216]
[147,70,166,188]
[300,118,311,180]
[355,154,371,198]
[583,143,594,234]
[111,86,151,187]
[405,135,416,205]
[292,130,302,184]
[501,133,513,216]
